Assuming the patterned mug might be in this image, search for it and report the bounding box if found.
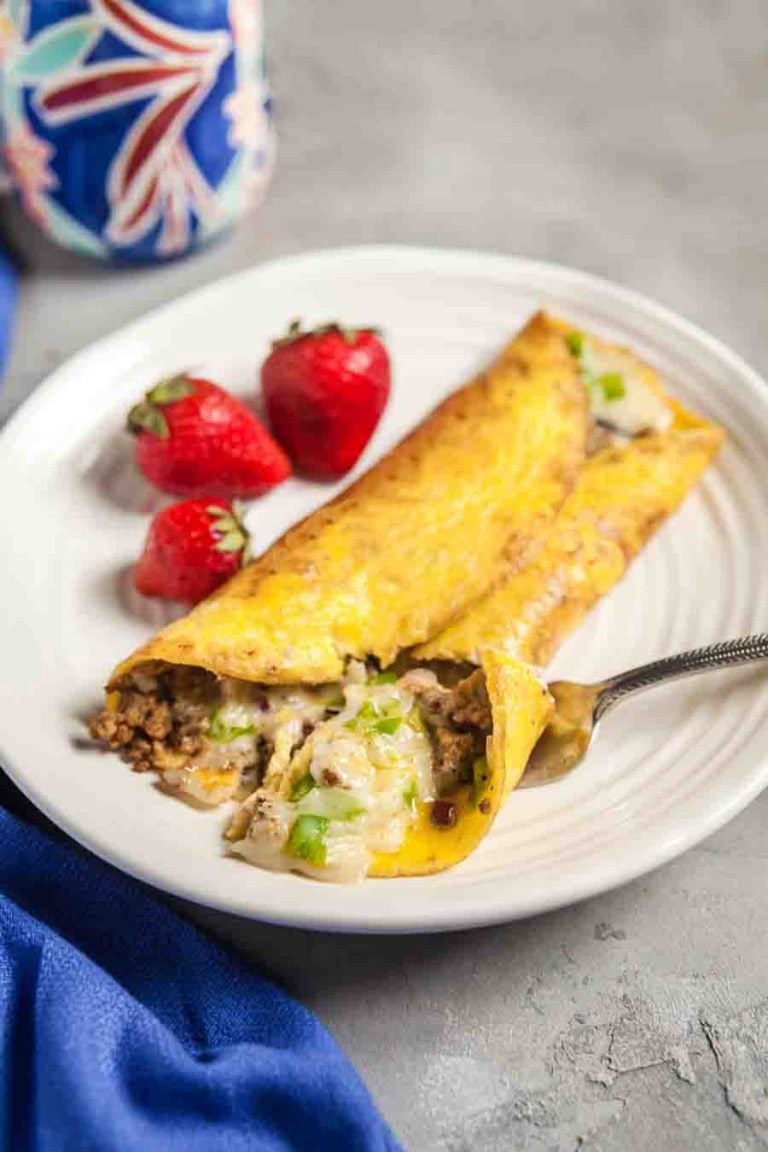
[0,0,273,261]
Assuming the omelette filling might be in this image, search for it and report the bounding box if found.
[89,325,668,882]
[90,661,492,882]
[567,331,672,439]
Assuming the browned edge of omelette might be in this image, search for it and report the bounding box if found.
[92,312,722,882]
[108,311,588,689]
[415,331,724,668]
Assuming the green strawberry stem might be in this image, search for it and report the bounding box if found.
[271,320,381,349]
[126,373,195,439]
[208,502,252,566]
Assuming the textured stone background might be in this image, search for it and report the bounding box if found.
[3,1,768,1147]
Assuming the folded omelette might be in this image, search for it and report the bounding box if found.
[92,313,585,881]
[91,312,722,883]
[416,322,724,666]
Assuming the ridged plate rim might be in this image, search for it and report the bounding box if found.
[0,245,766,933]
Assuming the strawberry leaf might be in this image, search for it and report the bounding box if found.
[210,502,250,557]
[271,319,303,349]
[215,530,246,553]
[147,373,195,406]
[271,320,381,349]
[127,400,168,438]
[209,506,234,531]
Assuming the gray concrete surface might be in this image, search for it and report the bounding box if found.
[3,1,768,1147]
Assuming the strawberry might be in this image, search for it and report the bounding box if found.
[134,499,251,605]
[261,321,391,480]
[128,374,291,499]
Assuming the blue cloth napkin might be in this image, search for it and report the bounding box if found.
[0,800,403,1152]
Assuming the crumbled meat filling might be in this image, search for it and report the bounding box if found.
[431,728,477,793]
[449,669,492,730]
[399,667,492,793]
[90,663,493,809]
[89,689,171,748]
[89,668,217,771]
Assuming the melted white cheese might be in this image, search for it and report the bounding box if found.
[168,682,332,805]
[231,678,434,883]
[582,343,672,437]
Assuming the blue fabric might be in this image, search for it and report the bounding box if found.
[0,803,402,1152]
[0,249,17,382]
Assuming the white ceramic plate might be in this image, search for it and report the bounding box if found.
[2,246,767,933]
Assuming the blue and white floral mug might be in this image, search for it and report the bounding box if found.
[0,0,273,261]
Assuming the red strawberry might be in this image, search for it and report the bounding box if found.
[128,374,291,499]
[261,321,391,480]
[134,499,251,605]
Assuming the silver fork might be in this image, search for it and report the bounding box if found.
[519,634,768,788]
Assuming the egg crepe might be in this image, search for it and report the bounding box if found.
[110,312,586,689]
[92,313,584,881]
[416,325,724,668]
[92,314,722,882]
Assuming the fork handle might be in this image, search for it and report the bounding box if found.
[594,634,768,721]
